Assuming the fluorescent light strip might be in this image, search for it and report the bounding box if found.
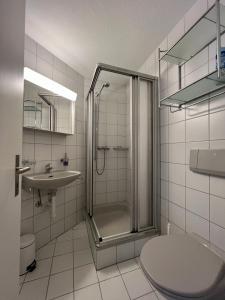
[24,67,77,101]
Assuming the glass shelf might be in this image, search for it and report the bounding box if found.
[161,3,225,65]
[161,70,225,107]
[24,106,42,112]
[24,99,42,112]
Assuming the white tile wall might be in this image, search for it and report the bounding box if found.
[93,84,130,207]
[21,36,85,248]
[139,0,225,252]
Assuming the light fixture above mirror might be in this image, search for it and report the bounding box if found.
[24,67,77,101]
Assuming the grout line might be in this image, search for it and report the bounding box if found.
[134,290,156,300]
[45,239,56,300]
[18,274,26,295]
[161,178,211,195]
[50,291,73,300]
[72,226,75,300]
[98,281,104,300]
[22,274,50,285]
[120,272,132,300]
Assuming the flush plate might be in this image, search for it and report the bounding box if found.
[190,149,225,177]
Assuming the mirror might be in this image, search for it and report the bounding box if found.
[23,80,75,134]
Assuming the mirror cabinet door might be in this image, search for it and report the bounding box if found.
[23,80,75,135]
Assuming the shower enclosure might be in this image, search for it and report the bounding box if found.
[86,63,160,246]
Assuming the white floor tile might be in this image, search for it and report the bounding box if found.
[37,244,55,260]
[117,258,139,274]
[19,223,161,300]
[51,253,73,274]
[138,292,158,300]
[100,276,130,300]
[53,292,74,300]
[97,264,120,282]
[18,277,48,300]
[74,263,98,290]
[122,269,152,299]
[47,270,73,300]
[74,237,90,252]
[75,283,102,300]
[54,240,73,256]
[57,230,73,242]
[74,248,93,268]
[25,258,51,282]
[155,291,173,300]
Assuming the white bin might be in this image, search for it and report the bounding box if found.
[20,234,36,275]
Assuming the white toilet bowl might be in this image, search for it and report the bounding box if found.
[140,234,225,300]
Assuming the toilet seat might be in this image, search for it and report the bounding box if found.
[140,234,225,299]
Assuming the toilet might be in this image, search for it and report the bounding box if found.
[140,234,225,300]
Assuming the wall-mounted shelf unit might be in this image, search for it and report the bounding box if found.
[159,0,225,110]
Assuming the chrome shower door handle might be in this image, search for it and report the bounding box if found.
[16,166,31,175]
[15,155,31,196]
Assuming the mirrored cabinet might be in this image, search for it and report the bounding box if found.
[23,80,75,135]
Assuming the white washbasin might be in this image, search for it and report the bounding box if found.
[23,170,81,190]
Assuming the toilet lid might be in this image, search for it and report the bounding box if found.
[20,234,35,248]
[140,234,225,298]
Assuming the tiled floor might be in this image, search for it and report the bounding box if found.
[18,221,166,300]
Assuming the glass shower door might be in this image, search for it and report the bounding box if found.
[86,63,159,244]
[91,71,133,240]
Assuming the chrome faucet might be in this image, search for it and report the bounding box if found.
[45,163,53,173]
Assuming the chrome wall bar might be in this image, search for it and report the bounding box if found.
[165,87,225,113]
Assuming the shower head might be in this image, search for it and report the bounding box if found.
[96,82,110,97]
[103,82,110,88]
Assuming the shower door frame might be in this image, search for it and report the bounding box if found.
[86,63,160,245]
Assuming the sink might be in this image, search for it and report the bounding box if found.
[23,170,81,190]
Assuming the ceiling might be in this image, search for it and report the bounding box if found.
[25,0,196,80]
